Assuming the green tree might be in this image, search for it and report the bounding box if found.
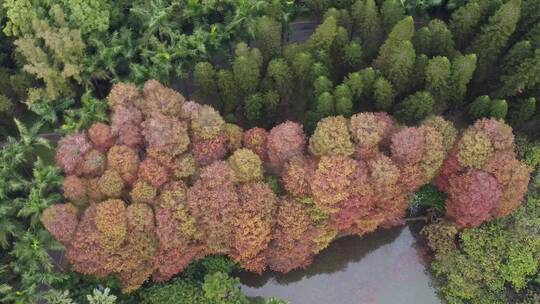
[427,20,456,58]
[244,93,264,123]
[316,92,334,116]
[489,99,508,119]
[518,0,540,33]
[194,62,221,109]
[314,76,333,98]
[498,49,540,98]
[380,0,406,33]
[14,6,85,103]
[395,91,434,123]
[509,97,536,124]
[449,2,482,50]
[342,41,363,71]
[374,17,415,93]
[308,16,337,51]
[501,40,533,75]
[265,58,293,101]
[343,72,363,98]
[352,0,383,60]
[449,53,477,106]
[217,70,239,114]
[202,272,249,304]
[409,54,429,91]
[413,26,432,56]
[254,16,282,62]
[233,45,262,99]
[472,0,521,83]
[334,84,353,116]
[426,56,452,105]
[373,77,395,110]
[469,95,491,119]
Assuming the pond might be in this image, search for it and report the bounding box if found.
[239,222,442,304]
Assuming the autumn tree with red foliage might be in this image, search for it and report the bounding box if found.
[434,118,530,228]
[46,81,530,292]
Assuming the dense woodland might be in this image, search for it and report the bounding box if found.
[0,1,540,304]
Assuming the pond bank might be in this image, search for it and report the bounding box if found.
[239,223,441,304]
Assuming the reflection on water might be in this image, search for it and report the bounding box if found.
[239,223,441,304]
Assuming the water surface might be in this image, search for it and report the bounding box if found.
[240,223,441,304]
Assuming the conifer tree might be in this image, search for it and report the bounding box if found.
[426,56,451,105]
[381,0,406,33]
[469,95,491,119]
[244,93,264,123]
[308,16,337,52]
[194,62,221,109]
[314,76,333,98]
[450,2,482,50]
[518,0,540,33]
[323,8,352,30]
[427,20,456,58]
[352,0,383,60]
[266,58,293,101]
[413,27,432,56]
[342,41,363,71]
[414,20,455,58]
[490,99,508,119]
[264,90,281,121]
[501,41,533,75]
[524,22,540,48]
[344,72,363,98]
[291,52,314,86]
[472,0,521,83]
[373,77,395,111]
[410,54,429,91]
[449,53,477,106]
[358,67,379,99]
[217,70,239,114]
[509,97,536,124]
[233,45,262,100]
[334,84,353,116]
[255,16,282,63]
[336,96,353,116]
[316,92,335,116]
[498,49,540,97]
[395,91,434,123]
[374,17,415,93]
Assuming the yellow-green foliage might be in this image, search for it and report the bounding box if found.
[458,130,494,169]
[130,180,157,204]
[309,116,354,157]
[228,148,264,183]
[14,5,85,102]
[422,116,458,152]
[98,169,124,198]
[191,105,225,140]
[94,199,127,249]
[308,16,337,51]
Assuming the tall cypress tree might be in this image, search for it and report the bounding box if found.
[395,91,434,124]
[449,2,482,50]
[374,17,415,94]
[450,53,477,106]
[426,56,452,105]
[352,0,383,60]
[373,77,395,111]
[498,49,540,97]
[194,62,221,109]
[254,16,282,63]
[380,0,406,33]
[472,0,521,83]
